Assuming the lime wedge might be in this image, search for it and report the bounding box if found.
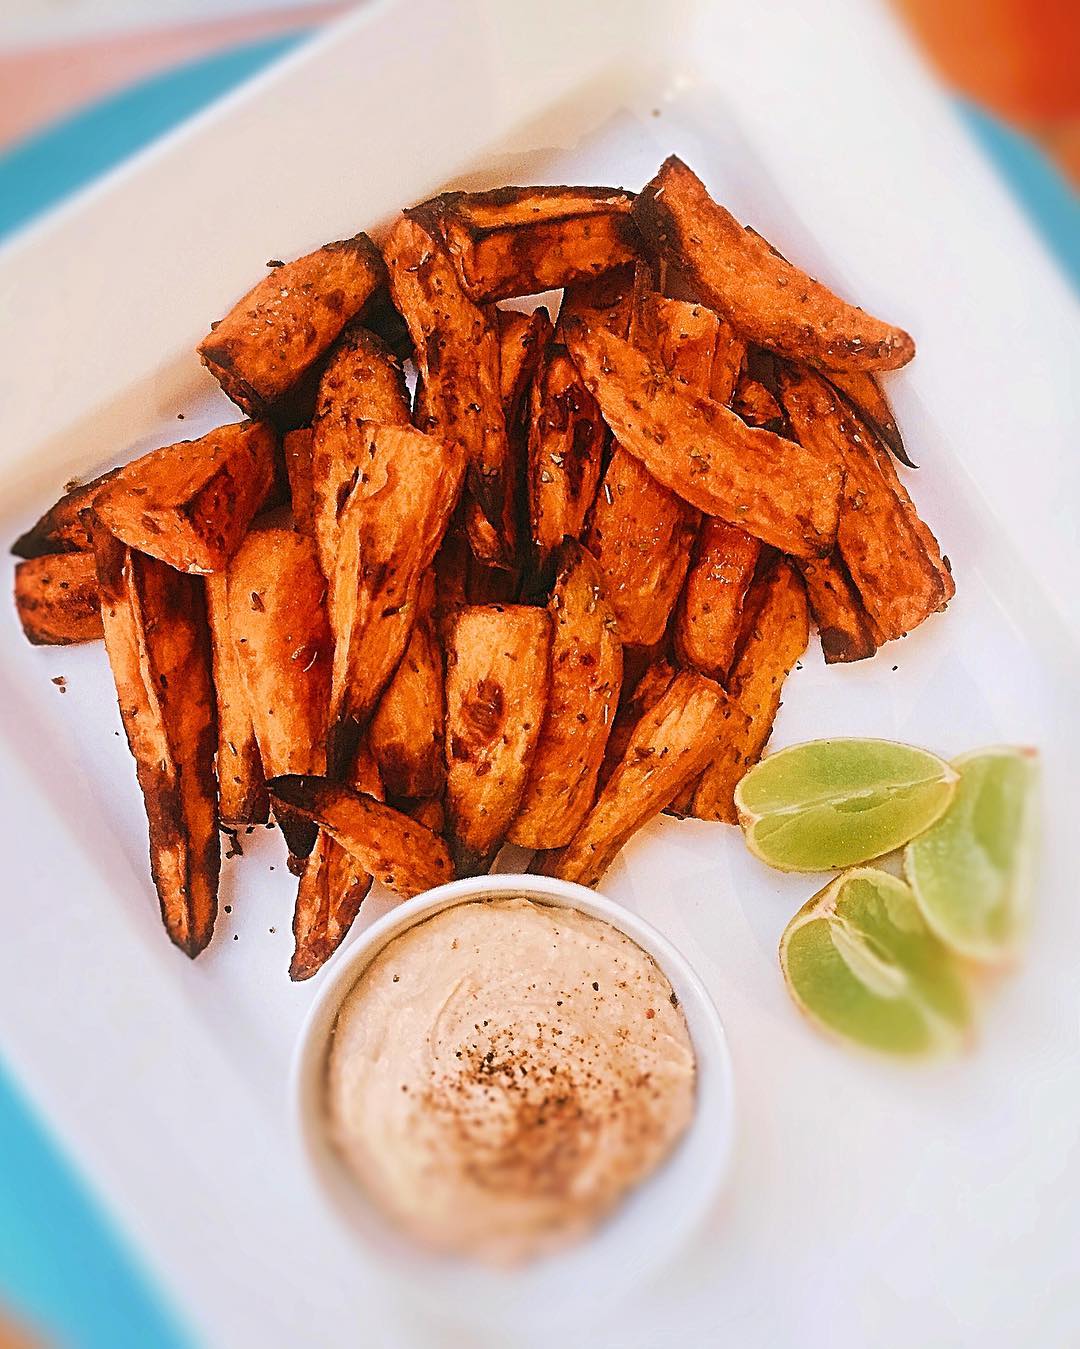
[904,746,1038,963]
[735,738,958,872]
[780,868,972,1055]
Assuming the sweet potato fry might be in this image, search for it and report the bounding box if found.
[327,423,465,736]
[776,363,951,641]
[434,526,470,627]
[597,655,677,791]
[310,325,410,579]
[419,185,638,302]
[14,552,102,645]
[87,517,219,957]
[732,373,784,432]
[633,157,914,372]
[406,796,445,835]
[204,571,269,827]
[828,370,912,467]
[93,421,276,573]
[283,428,314,534]
[556,262,637,340]
[709,319,747,404]
[796,553,881,664]
[444,604,551,873]
[565,320,842,558]
[634,294,719,390]
[525,344,606,579]
[688,560,809,823]
[498,307,551,425]
[197,234,385,416]
[533,670,735,887]
[11,468,120,559]
[384,215,511,563]
[290,740,383,981]
[508,542,622,849]
[268,775,454,898]
[674,519,761,681]
[369,572,445,801]
[227,526,332,778]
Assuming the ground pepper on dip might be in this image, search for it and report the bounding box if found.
[326,896,696,1263]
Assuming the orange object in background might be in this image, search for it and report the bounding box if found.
[895,0,1080,182]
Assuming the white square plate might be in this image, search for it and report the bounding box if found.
[1,2,1079,1346]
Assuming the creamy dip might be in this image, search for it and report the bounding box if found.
[326,896,696,1263]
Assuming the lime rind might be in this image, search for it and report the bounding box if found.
[780,868,971,1057]
[735,738,958,873]
[904,746,1039,964]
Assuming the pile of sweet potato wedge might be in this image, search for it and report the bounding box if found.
[11,156,952,977]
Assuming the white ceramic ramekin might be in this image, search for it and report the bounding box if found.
[291,874,735,1322]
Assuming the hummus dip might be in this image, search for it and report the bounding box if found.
[326,896,696,1263]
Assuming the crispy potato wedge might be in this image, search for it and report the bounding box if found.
[11,468,121,559]
[419,185,638,302]
[384,215,512,563]
[828,370,911,467]
[310,326,411,579]
[688,560,809,823]
[94,421,276,574]
[709,319,747,404]
[14,552,102,645]
[533,670,735,887]
[204,571,269,827]
[796,552,881,664]
[565,320,842,558]
[674,519,761,681]
[327,423,465,736]
[633,157,914,372]
[87,518,219,957]
[444,604,551,873]
[556,262,637,340]
[732,373,784,431]
[526,344,606,579]
[227,526,332,779]
[369,572,446,801]
[508,542,622,849]
[197,234,385,416]
[268,775,454,898]
[283,428,314,534]
[290,740,383,981]
[497,306,551,425]
[776,363,951,641]
[597,655,677,791]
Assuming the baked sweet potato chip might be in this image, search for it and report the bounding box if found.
[526,344,606,579]
[11,468,120,559]
[283,428,315,534]
[444,604,551,873]
[796,553,881,664]
[369,572,445,801]
[268,775,454,898]
[204,571,269,827]
[227,526,332,779]
[565,319,842,558]
[327,423,465,736]
[508,542,622,849]
[94,420,276,573]
[384,215,511,563]
[828,370,911,467]
[198,234,385,416]
[674,519,761,682]
[88,518,219,957]
[14,552,102,645]
[290,740,383,981]
[776,363,951,641]
[419,185,638,303]
[633,157,914,372]
[688,560,809,823]
[533,670,734,887]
